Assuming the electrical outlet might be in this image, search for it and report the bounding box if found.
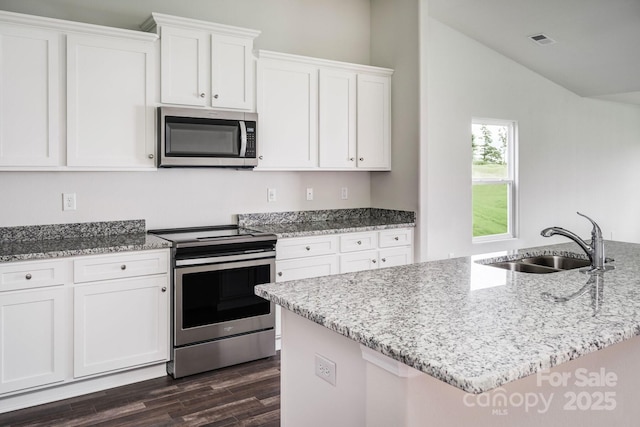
[315,354,336,386]
[62,193,76,211]
[267,188,277,202]
[306,188,314,201]
[341,187,348,200]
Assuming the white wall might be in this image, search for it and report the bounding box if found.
[0,0,374,229]
[369,0,421,254]
[423,17,640,261]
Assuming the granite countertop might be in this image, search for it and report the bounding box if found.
[0,220,172,263]
[238,208,415,238]
[255,240,640,394]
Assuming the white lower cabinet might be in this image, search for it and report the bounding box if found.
[0,287,68,394]
[0,249,170,402]
[274,228,413,345]
[73,275,169,378]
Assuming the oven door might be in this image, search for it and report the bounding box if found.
[174,255,275,346]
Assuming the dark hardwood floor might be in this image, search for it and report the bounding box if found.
[0,353,280,427]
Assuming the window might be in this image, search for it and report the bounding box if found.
[472,119,517,241]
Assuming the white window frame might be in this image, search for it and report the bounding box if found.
[472,118,518,243]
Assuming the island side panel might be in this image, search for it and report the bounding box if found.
[364,335,640,426]
[280,308,366,426]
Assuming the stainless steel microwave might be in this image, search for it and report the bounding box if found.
[158,107,258,168]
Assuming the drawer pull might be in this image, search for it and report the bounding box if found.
[120,264,127,270]
[381,258,387,263]
[278,272,283,277]
[372,259,377,264]
[305,246,311,251]
[161,287,167,292]
[25,273,32,280]
[394,237,399,241]
[357,241,362,245]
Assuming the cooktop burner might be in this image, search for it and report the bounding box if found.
[148,225,277,249]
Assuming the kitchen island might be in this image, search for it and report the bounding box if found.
[255,241,640,426]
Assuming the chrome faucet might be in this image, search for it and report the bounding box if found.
[541,212,606,271]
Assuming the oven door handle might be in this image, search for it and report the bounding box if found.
[239,120,248,157]
[176,250,275,267]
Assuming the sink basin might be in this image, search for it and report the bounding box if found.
[487,261,560,274]
[519,255,590,270]
[480,254,595,274]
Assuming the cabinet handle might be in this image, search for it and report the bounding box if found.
[359,157,364,161]
[278,272,283,277]
[199,93,206,98]
[148,154,154,159]
[394,237,399,241]
[25,273,32,280]
[120,264,127,270]
[305,246,311,251]
[349,157,355,161]
[259,155,264,160]
[161,287,167,292]
[372,259,377,264]
[213,94,219,99]
[381,258,387,263]
[357,241,362,245]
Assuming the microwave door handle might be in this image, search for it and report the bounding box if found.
[239,121,247,157]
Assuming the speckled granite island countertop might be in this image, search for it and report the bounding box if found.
[255,240,640,394]
[0,220,171,263]
[238,208,415,238]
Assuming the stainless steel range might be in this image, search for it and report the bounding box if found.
[149,225,277,378]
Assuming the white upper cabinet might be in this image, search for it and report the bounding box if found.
[319,69,357,168]
[256,50,393,171]
[257,57,318,169]
[357,74,391,169]
[158,26,207,107]
[0,23,61,167]
[66,34,156,168]
[211,34,253,109]
[0,10,159,171]
[143,13,259,111]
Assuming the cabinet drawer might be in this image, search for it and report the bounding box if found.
[73,250,169,283]
[276,255,339,281]
[340,250,378,274]
[0,260,70,292]
[339,232,377,253]
[276,235,339,260]
[379,247,413,268]
[378,228,413,248]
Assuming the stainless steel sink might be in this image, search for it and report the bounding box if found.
[519,255,591,270]
[487,261,561,274]
[480,254,593,274]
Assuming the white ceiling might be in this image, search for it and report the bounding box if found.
[428,0,640,105]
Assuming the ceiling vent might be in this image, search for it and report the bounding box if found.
[528,33,556,46]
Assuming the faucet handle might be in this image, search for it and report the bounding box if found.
[577,212,602,238]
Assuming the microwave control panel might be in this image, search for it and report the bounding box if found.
[246,124,256,157]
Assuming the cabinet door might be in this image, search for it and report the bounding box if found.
[66,34,156,168]
[257,58,318,169]
[160,26,207,106]
[318,68,356,168]
[276,255,339,282]
[340,250,379,274]
[0,25,60,167]
[0,287,67,394]
[73,276,169,378]
[357,74,391,170]
[379,247,413,268]
[211,34,253,110]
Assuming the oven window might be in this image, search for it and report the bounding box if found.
[166,118,239,157]
[181,264,271,328]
